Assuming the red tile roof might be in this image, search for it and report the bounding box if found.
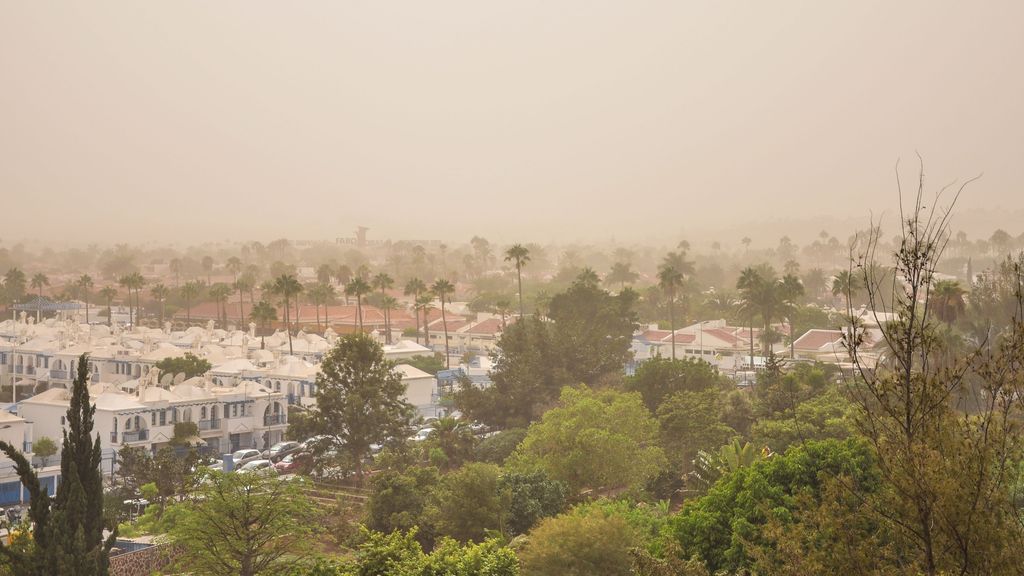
[793,329,844,351]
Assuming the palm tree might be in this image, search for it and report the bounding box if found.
[150,283,170,327]
[929,280,967,324]
[737,267,763,367]
[321,283,337,328]
[404,277,427,344]
[225,256,242,282]
[128,272,146,327]
[307,283,331,331]
[831,270,862,303]
[657,263,684,360]
[30,273,49,321]
[504,244,530,319]
[780,274,805,358]
[76,275,94,324]
[606,262,639,290]
[201,256,215,285]
[577,267,600,286]
[416,294,434,347]
[431,279,455,369]
[741,237,752,254]
[169,258,182,287]
[209,283,233,329]
[273,274,303,355]
[98,286,117,327]
[345,277,371,332]
[118,275,133,327]
[234,275,253,326]
[316,264,334,285]
[372,273,395,344]
[250,300,277,349]
[380,296,398,344]
[494,298,512,330]
[180,281,202,327]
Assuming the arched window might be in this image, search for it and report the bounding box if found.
[200,406,207,420]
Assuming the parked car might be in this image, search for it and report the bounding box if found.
[231,448,263,467]
[408,428,434,442]
[263,441,302,462]
[274,452,313,474]
[237,459,278,475]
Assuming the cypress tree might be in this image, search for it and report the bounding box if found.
[0,353,116,575]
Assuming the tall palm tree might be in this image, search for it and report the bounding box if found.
[316,264,334,285]
[780,274,805,358]
[404,278,427,344]
[209,283,233,329]
[831,270,862,303]
[431,279,455,369]
[321,283,337,328]
[416,294,434,347]
[234,275,253,326]
[736,267,763,368]
[98,286,117,327]
[250,300,277,349]
[127,272,146,327]
[372,273,395,344]
[30,273,49,322]
[118,275,133,327]
[273,274,303,355]
[494,298,512,330]
[180,281,202,328]
[504,244,530,319]
[307,282,329,331]
[169,258,182,287]
[150,283,170,327]
[202,256,215,285]
[345,277,371,332]
[225,256,242,282]
[380,296,398,344]
[76,274,94,324]
[657,263,684,360]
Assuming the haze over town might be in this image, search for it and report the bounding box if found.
[3,1,1024,246]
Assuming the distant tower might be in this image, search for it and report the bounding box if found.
[356,226,369,248]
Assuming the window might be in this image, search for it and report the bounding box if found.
[159,411,166,426]
[232,405,238,418]
[151,412,157,426]
[200,406,207,420]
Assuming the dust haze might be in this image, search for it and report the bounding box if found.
[2,1,1023,248]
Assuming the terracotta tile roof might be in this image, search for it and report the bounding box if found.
[793,329,844,351]
[464,318,505,335]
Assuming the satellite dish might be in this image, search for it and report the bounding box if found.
[160,373,174,387]
[173,373,186,385]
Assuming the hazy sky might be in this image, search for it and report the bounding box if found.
[2,1,1022,247]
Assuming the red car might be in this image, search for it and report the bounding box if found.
[273,452,312,474]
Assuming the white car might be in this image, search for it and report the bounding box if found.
[231,449,263,467]
[236,459,278,475]
[408,428,434,442]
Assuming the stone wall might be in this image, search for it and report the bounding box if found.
[110,544,179,576]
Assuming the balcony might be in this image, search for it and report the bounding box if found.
[263,414,286,426]
[122,430,149,443]
[198,418,222,431]
[50,370,69,381]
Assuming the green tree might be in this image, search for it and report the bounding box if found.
[657,388,736,477]
[519,508,637,576]
[657,261,685,360]
[508,386,666,496]
[429,463,504,543]
[606,261,639,291]
[169,471,319,576]
[3,268,27,302]
[250,300,277,347]
[928,279,966,324]
[365,467,440,540]
[626,357,727,413]
[308,334,416,482]
[504,244,531,319]
[154,352,211,380]
[209,282,233,328]
[33,436,57,468]
[498,470,566,536]
[372,273,395,343]
[0,354,117,575]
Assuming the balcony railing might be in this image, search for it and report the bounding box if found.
[122,430,149,443]
[50,370,69,381]
[198,418,222,431]
[263,414,286,426]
